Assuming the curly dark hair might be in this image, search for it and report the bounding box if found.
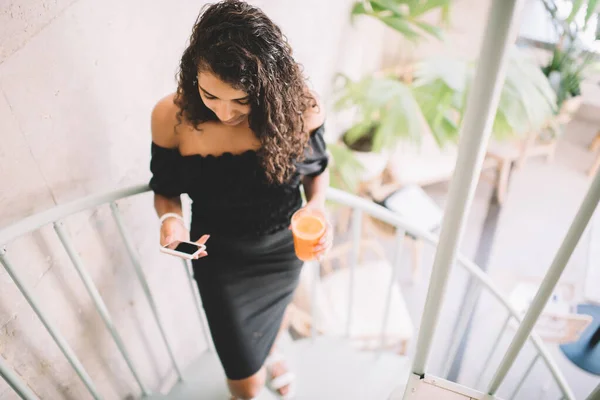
[175,0,314,184]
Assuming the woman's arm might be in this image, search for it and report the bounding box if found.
[303,171,329,209]
[151,94,184,220]
[302,90,328,209]
[154,194,183,219]
[300,91,332,257]
[151,95,194,246]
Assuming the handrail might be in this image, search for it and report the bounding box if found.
[327,188,576,400]
[0,354,39,400]
[0,184,575,399]
[0,184,165,399]
[0,184,150,245]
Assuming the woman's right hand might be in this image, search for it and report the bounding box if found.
[160,217,189,246]
[160,217,209,259]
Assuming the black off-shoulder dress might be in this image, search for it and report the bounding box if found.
[149,125,328,380]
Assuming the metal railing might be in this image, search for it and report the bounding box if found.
[0,182,589,399]
[328,188,590,400]
[0,184,210,400]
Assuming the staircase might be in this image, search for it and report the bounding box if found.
[2,182,595,400]
[147,338,409,400]
[2,0,600,398]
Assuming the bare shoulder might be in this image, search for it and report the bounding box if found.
[151,93,181,148]
[303,90,326,134]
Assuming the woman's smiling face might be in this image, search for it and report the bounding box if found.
[197,70,251,126]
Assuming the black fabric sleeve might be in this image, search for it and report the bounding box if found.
[149,142,186,197]
[295,124,329,177]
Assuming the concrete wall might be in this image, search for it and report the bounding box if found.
[0,0,391,398]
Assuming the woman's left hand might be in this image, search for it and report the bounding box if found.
[305,201,333,260]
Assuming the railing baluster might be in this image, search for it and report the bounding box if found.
[441,280,482,378]
[53,222,150,396]
[0,185,150,245]
[0,347,40,400]
[474,313,511,389]
[0,247,101,400]
[311,260,320,341]
[110,202,183,381]
[181,259,212,351]
[586,383,600,400]
[509,354,539,400]
[487,170,600,395]
[346,209,363,338]
[379,228,405,353]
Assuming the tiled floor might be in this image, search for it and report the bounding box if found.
[373,110,600,399]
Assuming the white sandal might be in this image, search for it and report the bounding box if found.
[265,352,296,400]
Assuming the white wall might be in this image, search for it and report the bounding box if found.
[0,0,390,398]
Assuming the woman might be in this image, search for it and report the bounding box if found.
[149,1,331,399]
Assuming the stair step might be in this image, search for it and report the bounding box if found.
[146,337,410,400]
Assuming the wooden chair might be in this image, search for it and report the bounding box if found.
[484,96,583,204]
[496,276,593,344]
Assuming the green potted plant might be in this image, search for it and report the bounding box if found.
[331,50,557,191]
[413,50,557,142]
[329,0,561,194]
[333,73,423,184]
[538,0,600,119]
[541,44,593,117]
[328,0,451,192]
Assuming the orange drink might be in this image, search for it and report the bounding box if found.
[291,208,326,261]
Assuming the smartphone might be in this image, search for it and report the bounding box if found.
[160,240,206,259]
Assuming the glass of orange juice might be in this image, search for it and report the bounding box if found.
[291,208,326,261]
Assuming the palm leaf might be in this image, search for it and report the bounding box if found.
[409,0,451,16]
[567,0,585,23]
[378,16,421,40]
[413,20,444,39]
[370,0,405,15]
[413,49,556,141]
[335,75,424,152]
[584,0,599,27]
[350,0,450,41]
[328,143,364,192]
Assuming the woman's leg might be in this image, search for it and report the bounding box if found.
[267,306,294,396]
[227,306,293,399]
[227,368,267,400]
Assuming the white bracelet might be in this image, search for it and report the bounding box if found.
[159,212,184,225]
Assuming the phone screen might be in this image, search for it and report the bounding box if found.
[165,241,202,255]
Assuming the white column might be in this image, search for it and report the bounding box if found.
[407,0,525,381]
